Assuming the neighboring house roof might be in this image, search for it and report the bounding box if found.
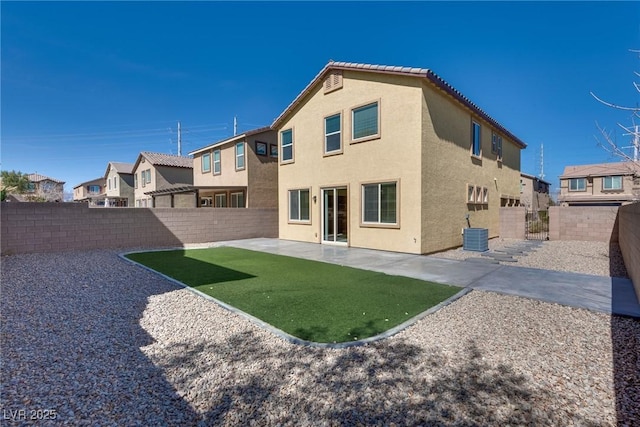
[560,162,640,179]
[521,172,551,186]
[28,173,65,184]
[104,161,135,178]
[73,177,105,190]
[132,152,193,171]
[271,60,527,149]
[189,126,272,156]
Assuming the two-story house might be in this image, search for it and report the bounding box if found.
[104,162,135,207]
[558,162,640,206]
[73,177,105,205]
[27,173,65,202]
[188,127,278,208]
[520,172,551,212]
[272,61,526,254]
[132,152,193,207]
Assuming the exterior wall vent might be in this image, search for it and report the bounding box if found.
[324,70,343,94]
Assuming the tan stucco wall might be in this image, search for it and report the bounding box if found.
[420,81,522,253]
[105,168,134,205]
[193,142,249,188]
[192,131,278,208]
[277,71,425,253]
[559,175,637,203]
[134,162,192,207]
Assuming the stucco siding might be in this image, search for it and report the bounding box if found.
[246,133,278,209]
[277,71,424,253]
[420,81,521,253]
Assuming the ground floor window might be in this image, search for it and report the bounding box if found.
[215,193,227,207]
[362,182,397,224]
[231,192,245,208]
[289,189,310,221]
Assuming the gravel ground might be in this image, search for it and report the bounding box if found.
[1,249,639,426]
[432,238,629,278]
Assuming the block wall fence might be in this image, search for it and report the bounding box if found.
[500,204,639,303]
[618,203,640,301]
[1,203,277,255]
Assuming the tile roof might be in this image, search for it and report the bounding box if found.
[109,162,135,174]
[73,177,105,189]
[28,173,65,184]
[560,162,640,178]
[140,152,193,169]
[271,60,527,149]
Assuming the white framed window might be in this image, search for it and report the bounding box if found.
[352,102,379,141]
[289,189,310,222]
[141,171,145,188]
[362,182,397,225]
[324,113,342,154]
[202,152,211,173]
[569,178,586,191]
[108,179,111,190]
[471,121,481,157]
[281,129,294,163]
[231,192,245,208]
[146,169,151,184]
[213,150,221,175]
[214,193,227,207]
[134,174,138,189]
[235,142,245,170]
[603,175,622,190]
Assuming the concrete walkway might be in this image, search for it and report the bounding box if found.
[216,238,640,318]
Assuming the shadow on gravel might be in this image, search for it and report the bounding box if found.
[0,252,201,425]
[611,316,640,425]
[157,330,604,426]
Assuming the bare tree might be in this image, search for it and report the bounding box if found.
[591,49,640,163]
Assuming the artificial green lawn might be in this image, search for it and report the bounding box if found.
[126,247,461,343]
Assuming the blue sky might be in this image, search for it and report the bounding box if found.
[2,1,639,198]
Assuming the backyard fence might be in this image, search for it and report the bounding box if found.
[0,203,278,255]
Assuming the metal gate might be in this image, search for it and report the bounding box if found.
[525,209,549,240]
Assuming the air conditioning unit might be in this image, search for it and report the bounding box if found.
[463,228,489,252]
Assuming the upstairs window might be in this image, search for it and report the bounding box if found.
[134,174,138,189]
[235,142,245,170]
[569,178,586,191]
[471,121,481,157]
[213,150,221,175]
[281,129,294,162]
[353,102,379,141]
[113,177,117,189]
[325,113,342,154]
[202,152,211,173]
[603,175,622,190]
[492,132,503,160]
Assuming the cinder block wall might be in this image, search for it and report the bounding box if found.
[618,203,640,300]
[548,206,619,242]
[499,207,525,239]
[0,203,277,255]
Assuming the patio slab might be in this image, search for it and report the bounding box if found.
[216,238,640,318]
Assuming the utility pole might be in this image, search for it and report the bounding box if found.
[538,143,545,180]
[233,116,237,136]
[177,121,182,156]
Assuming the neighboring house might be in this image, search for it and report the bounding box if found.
[520,173,551,212]
[73,177,106,206]
[26,173,65,202]
[188,127,278,208]
[132,152,193,207]
[104,162,135,207]
[558,162,640,206]
[272,61,526,254]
